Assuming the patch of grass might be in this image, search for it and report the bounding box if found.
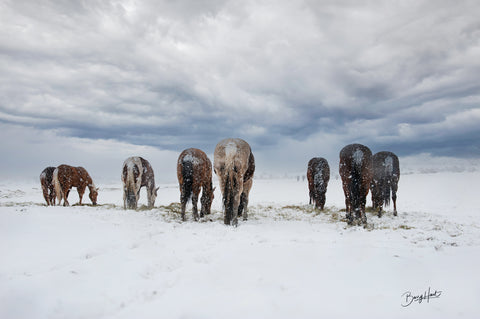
[0,201,43,207]
[282,205,316,214]
[157,202,182,214]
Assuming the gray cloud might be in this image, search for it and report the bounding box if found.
[1,0,479,178]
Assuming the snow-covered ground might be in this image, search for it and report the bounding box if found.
[1,171,479,318]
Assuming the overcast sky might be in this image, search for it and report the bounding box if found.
[1,0,479,181]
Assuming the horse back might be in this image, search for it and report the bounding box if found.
[372,151,400,181]
[214,138,253,176]
[40,167,56,187]
[308,157,330,190]
[339,144,373,197]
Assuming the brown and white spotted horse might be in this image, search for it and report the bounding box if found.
[214,138,255,226]
[339,143,373,226]
[40,166,56,206]
[177,148,215,221]
[53,164,98,206]
[122,157,158,209]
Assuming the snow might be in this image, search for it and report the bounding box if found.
[1,171,480,318]
[353,149,364,165]
[225,141,238,159]
[181,153,202,166]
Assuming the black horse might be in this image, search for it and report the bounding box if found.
[339,144,373,226]
[370,151,400,217]
[40,167,56,206]
[307,157,330,210]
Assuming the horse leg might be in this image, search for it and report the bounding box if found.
[180,191,187,222]
[345,198,353,225]
[77,185,86,205]
[319,192,326,210]
[361,197,368,227]
[192,191,199,221]
[392,191,397,216]
[42,187,50,206]
[238,192,249,220]
[49,186,56,206]
[64,188,70,206]
[240,179,252,221]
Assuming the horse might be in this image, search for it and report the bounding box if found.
[339,143,373,226]
[177,148,215,221]
[40,166,56,206]
[122,157,158,209]
[214,138,255,226]
[370,151,400,217]
[307,157,330,210]
[53,165,98,206]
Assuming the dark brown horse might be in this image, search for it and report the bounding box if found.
[307,157,330,210]
[371,151,400,217]
[53,165,98,206]
[339,144,373,226]
[40,166,56,206]
[177,148,215,221]
[214,138,255,226]
[122,157,158,209]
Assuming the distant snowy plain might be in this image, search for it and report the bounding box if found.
[1,167,479,318]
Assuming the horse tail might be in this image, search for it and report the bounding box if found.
[123,163,139,209]
[181,160,194,205]
[349,161,362,213]
[382,179,392,207]
[223,160,238,225]
[53,168,63,204]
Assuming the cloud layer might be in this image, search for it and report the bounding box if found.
[1,0,479,178]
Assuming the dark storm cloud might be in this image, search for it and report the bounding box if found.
[1,0,479,173]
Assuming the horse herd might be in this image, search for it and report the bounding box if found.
[40,138,399,227]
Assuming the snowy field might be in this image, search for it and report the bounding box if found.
[1,170,480,318]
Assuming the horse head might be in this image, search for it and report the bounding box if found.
[89,186,99,206]
[148,186,159,208]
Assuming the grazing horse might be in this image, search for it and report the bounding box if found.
[214,138,255,226]
[53,165,98,206]
[370,151,400,217]
[307,157,330,210]
[40,166,56,206]
[122,157,158,209]
[339,144,373,226]
[177,148,215,221]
